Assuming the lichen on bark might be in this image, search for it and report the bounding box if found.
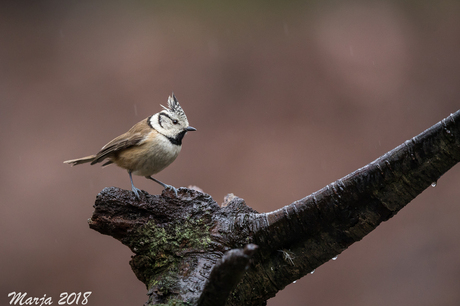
[129,216,213,286]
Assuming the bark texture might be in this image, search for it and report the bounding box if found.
[89,110,460,306]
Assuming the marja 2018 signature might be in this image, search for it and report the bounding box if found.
[8,291,91,305]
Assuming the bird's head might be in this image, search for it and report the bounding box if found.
[150,93,196,145]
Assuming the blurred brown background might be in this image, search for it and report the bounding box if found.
[1,1,460,305]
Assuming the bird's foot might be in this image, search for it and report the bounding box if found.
[132,186,142,199]
[145,176,178,197]
[164,184,178,197]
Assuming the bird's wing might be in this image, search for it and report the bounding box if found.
[90,118,152,165]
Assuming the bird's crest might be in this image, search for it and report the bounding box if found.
[161,93,187,119]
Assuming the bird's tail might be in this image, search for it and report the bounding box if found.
[63,155,96,166]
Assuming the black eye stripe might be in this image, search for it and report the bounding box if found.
[158,114,164,128]
[161,112,176,121]
[158,112,172,128]
[159,112,172,120]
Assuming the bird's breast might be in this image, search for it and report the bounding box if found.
[114,131,182,176]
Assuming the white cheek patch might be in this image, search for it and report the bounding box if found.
[149,114,161,130]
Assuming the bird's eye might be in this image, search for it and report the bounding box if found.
[172,119,179,124]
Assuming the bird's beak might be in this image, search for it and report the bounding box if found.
[186,126,197,132]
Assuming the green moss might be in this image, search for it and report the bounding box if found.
[136,218,211,255]
[129,216,213,287]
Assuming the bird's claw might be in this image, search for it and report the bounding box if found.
[132,186,142,199]
[164,185,178,197]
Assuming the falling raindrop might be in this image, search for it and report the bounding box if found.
[332,256,338,261]
[310,269,315,274]
[292,280,297,284]
[431,182,437,187]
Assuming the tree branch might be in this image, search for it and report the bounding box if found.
[198,244,258,306]
[227,110,460,304]
[89,110,460,305]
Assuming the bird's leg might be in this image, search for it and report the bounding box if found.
[146,176,178,197]
[128,171,141,199]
